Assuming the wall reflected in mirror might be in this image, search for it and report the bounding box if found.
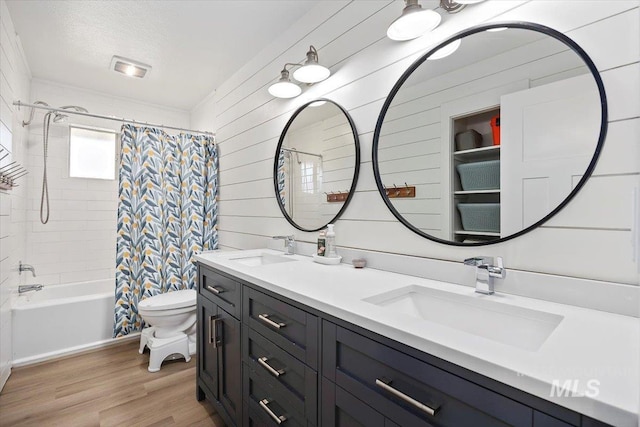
[373,23,605,245]
[275,99,360,231]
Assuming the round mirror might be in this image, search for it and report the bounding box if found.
[373,22,607,246]
[274,99,360,231]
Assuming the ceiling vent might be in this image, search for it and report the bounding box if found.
[110,56,151,78]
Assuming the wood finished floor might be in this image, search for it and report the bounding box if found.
[0,340,224,427]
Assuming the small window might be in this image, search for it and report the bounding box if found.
[69,126,117,180]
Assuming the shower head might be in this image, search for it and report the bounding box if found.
[58,105,89,113]
[52,105,89,124]
[53,113,67,123]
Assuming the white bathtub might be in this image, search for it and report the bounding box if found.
[12,279,130,366]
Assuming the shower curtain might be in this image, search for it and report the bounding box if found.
[114,125,218,337]
[277,149,287,208]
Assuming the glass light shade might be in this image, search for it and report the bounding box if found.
[387,8,441,41]
[293,64,331,83]
[268,81,302,98]
[427,39,462,60]
[309,100,327,107]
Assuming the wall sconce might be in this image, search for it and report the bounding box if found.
[387,0,488,41]
[268,45,331,99]
[268,67,302,98]
[387,0,441,41]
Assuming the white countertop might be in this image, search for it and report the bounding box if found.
[195,249,640,427]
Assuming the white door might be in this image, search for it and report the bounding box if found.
[500,74,601,236]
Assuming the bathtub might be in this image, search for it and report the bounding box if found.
[12,279,132,366]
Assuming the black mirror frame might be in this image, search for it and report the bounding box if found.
[372,21,608,246]
[273,98,361,232]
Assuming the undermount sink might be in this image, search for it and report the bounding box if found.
[228,252,297,267]
[363,285,563,352]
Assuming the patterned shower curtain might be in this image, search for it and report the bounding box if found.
[114,125,218,337]
[277,149,286,207]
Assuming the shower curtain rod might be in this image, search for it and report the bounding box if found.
[281,147,322,159]
[13,100,215,138]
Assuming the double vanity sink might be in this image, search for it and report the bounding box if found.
[195,248,639,427]
[227,250,563,353]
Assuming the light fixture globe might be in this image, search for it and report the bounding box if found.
[387,0,441,41]
[293,46,331,83]
[293,64,330,84]
[427,38,462,60]
[268,68,302,98]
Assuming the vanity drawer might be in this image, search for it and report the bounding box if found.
[323,322,532,427]
[244,287,319,369]
[199,265,241,319]
[244,363,313,427]
[243,326,318,422]
[322,377,401,427]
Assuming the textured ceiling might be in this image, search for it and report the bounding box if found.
[6,0,320,110]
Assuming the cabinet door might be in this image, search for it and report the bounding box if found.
[218,307,242,426]
[198,296,219,400]
[322,378,385,427]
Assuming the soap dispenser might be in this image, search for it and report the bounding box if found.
[326,224,337,258]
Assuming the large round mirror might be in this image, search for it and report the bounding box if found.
[373,22,606,246]
[274,99,360,231]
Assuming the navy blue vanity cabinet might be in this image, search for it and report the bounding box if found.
[200,264,242,318]
[321,377,401,427]
[322,321,533,427]
[534,411,576,427]
[243,325,318,422]
[242,287,320,426]
[195,262,618,427]
[197,266,243,427]
[244,287,319,369]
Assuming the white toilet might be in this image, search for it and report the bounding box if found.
[137,289,197,372]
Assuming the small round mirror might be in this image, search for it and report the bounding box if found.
[274,99,360,231]
[373,22,607,245]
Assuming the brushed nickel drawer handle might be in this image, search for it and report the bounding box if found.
[208,315,220,347]
[258,313,286,329]
[258,356,285,378]
[375,378,439,417]
[259,399,287,424]
[205,284,224,294]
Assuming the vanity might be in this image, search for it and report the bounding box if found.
[194,249,638,427]
[194,17,638,427]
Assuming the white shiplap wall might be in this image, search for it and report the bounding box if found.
[193,0,639,287]
[0,0,31,390]
[23,79,190,287]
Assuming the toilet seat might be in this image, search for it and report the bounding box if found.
[138,289,196,311]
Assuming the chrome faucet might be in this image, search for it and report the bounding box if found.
[19,261,36,277]
[273,235,295,255]
[463,256,506,295]
[18,284,43,294]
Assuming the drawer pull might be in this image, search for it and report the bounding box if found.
[258,356,285,378]
[205,284,224,294]
[259,398,287,424]
[258,313,286,329]
[209,316,222,348]
[376,378,439,417]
